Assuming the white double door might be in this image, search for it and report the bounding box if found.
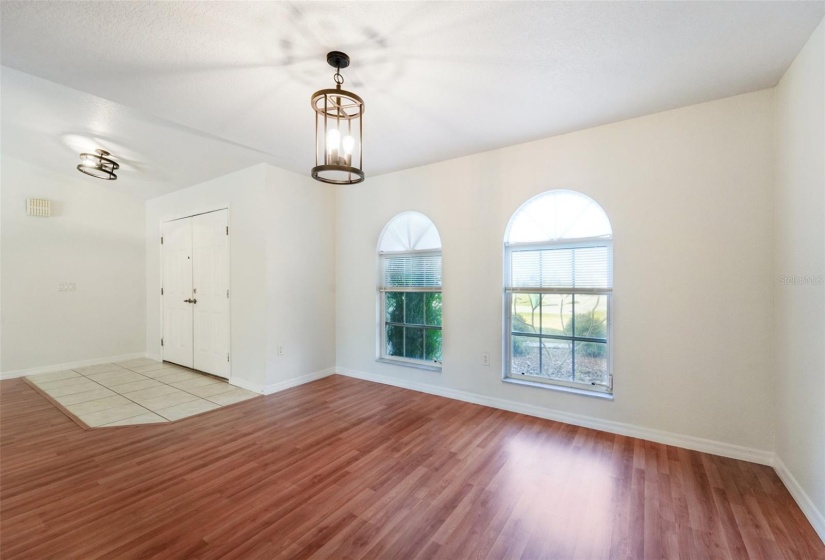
[162,209,229,378]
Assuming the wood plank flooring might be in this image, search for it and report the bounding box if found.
[1,374,822,559]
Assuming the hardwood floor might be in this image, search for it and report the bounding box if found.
[1,375,822,559]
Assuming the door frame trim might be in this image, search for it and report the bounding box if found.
[159,204,232,381]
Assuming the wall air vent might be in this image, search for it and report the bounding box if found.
[26,198,51,217]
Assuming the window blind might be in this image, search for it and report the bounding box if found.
[381,253,442,288]
[508,244,611,289]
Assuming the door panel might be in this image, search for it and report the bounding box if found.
[192,210,230,378]
[162,218,193,368]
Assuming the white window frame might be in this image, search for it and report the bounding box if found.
[377,248,443,372]
[503,237,613,397]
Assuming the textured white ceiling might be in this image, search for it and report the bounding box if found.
[1,1,823,193]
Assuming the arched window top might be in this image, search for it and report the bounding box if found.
[505,190,612,244]
[379,211,442,252]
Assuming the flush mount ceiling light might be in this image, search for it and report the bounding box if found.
[311,51,365,185]
[77,149,119,180]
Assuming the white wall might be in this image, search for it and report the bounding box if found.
[1,155,145,375]
[145,163,336,393]
[264,165,336,392]
[774,18,825,540]
[336,89,776,457]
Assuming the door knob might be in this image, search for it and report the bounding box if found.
[192,298,197,304]
[184,298,193,303]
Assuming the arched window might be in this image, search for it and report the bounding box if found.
[504,190,613,394]
[377,212,442,370]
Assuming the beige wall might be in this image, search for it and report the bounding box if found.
[264,164,336,392]
[1,155,146,374]
[336,89,776,457]
[775,18,825,540]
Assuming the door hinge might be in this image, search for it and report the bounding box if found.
[160,236,164,244]
[226,289,229,298]
[161,338,164,347]
[227,353,230,362]
[161,287,164,296]
[226,226,229,235]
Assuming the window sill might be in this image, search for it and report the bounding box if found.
[502,377,613,400]
[377,357,442,373]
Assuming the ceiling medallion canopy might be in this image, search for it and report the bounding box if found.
[311,51,365,185]
[77,149,119,180]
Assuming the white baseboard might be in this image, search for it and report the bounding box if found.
[335,367,774,466]
[229,367,336,396]
[774,455,825,544]
[229,376,265,394]
[264,367,336,395]
[1,352,147,380]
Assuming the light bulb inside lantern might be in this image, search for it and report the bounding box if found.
[342,135,355,166]
[326,129,341,165]
[327,129,341,151]
[82,155,98,167]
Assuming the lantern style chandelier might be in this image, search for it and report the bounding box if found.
[311,51,364,185]
[77,149,119,180]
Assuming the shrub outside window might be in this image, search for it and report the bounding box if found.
[504,190,613,394]
[378,212,442,370]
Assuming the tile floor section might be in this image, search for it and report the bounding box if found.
[26,358,259,428]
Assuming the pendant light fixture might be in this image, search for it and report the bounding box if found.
[76,149,119,180]
[311,51,364,185]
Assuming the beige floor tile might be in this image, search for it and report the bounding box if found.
[86,371,150,387]
[30,361,239,428]
[43,381,105,397]
[29,370,81,384]
[66,395,132,416]
[155,399,220,421]
[85,370,143,382]
[184,382,237,398]
[74,363,124,375]
[136,390,200,412]
[169,376,222,391]
[112,379,163,393]
[114,358,158,368]
[54,388,118,406]
[31,376,92,390]
[121,385,180,402]
[153,371,203,384]
[205,388,260,406]
[101,412,168,426]
[140,366,189,378]
[79,404,152,427]
[129,363,179,374]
